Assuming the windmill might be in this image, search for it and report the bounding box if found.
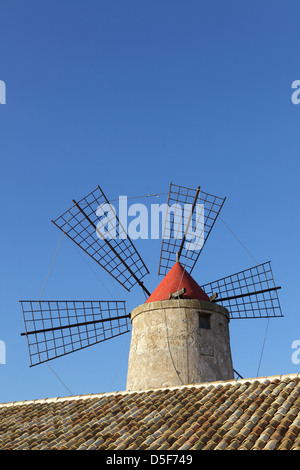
[20,183,283,376]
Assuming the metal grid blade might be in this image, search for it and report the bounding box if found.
[201,262,283,319]
[52,186,149,293]
[158,183,226,276]
[20,300,130,366]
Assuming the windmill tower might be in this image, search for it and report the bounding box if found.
[126,260,234,391]
[20,183,283,391]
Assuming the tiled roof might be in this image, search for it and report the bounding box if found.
[0,374,300,450]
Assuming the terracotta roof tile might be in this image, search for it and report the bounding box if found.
[0,374,299,450]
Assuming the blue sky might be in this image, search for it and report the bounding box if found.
[0,1,300,403]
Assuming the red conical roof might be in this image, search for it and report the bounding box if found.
[145,262,210,303]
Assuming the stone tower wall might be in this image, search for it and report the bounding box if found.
[126,299,234,391]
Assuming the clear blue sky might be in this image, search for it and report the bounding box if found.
[0,1,300,403]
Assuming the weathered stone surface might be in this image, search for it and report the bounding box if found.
[126,299,234,391]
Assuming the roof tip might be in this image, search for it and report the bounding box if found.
[145,261,210,303]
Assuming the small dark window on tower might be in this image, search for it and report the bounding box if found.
[198,313,211,330]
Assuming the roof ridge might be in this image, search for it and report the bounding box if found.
[1,372,299,409]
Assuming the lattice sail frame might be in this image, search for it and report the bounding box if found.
[201,261,283,319]
[20,300,130,366]
[158,183,226,276]
[52,186,149,294]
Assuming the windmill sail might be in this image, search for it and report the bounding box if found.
[201,261,283,319]
[20,300,130,366]
[52,186,150,295]
[158,183,226,276]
